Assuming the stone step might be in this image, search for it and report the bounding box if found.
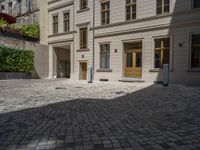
[119,78,145,83]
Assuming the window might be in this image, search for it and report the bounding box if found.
[156,0,170,15]
[194,0,200,8]
[26,0,33,12]
[80,27,88,49]
[64,12,70,32]
[0,5,5,13]
[53,15,58,34]
[154,38,170,68]
[101,1,110,25]
[17,0,22,15]
[8,2,12,15]
[100,44,110,69]
[80,0,88,10]
[191,34,200,68]
[126,0,136,20]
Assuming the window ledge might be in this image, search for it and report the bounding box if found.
[149,68,174,72]
[77,8,90,13]
[125,18,137,22]
[97,69,112,72]
[187,69,200,72]
[99,23,111,28]
[156,13,171,17]
[48,31,76,37]
[77,48,89,52]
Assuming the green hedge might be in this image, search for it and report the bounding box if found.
[0,46,34,72]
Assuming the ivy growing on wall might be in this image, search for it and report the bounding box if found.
[0,46,34,72]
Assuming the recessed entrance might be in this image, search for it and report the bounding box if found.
[80,62,87,80]
[124,41,142,78]
[54,47,71,78]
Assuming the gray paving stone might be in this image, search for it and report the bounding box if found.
[0,80,199,149]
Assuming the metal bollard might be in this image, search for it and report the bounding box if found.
[163,64,169,86]
[87,65,93,83]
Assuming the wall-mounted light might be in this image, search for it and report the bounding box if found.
[178,43,183,47]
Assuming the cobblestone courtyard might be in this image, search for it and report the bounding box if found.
[0,80,200,150]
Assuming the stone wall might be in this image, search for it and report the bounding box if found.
[0,34,25,49]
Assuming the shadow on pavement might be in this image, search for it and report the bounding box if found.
[0,84,200,150]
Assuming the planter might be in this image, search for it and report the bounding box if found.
[0,72,31,80]
[0,28,39,42]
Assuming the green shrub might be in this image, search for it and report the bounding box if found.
[0,46,34,72]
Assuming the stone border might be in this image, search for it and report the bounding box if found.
[0,72,31,80]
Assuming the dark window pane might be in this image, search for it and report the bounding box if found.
[163,49,169,64]
[157,0,162,6]
[136,52,142,67]
[126,7,131,20]
[127,53,133,67]
[155,39,161,48]
[126,0,131,4]
[164,6,169,13]
[80,0,87,10]
[194,0,200,8]
[191,34,200,68]
[163,38,170,47]
[165,0,169,5]
[132,5,136,19]
[53,15,58,34]
[155,51,161,68]
[157,7,162,14]
[80,27,87,49]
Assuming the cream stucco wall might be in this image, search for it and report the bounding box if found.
[41,0,200,83]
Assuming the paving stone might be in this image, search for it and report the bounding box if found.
[0,80,199,149]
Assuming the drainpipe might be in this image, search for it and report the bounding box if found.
[92,0,95,81]
[72,0,75,73]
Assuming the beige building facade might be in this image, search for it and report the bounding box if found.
[41,0,200,84]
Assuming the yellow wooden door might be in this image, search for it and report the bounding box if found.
[81,62,87,80]
[125,51,142,78]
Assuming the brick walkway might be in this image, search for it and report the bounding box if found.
[0,80,200,150]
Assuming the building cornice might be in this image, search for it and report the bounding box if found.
[48,1,73,12]
[48,38,73,45]
[94,20,200,38]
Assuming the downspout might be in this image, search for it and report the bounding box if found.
[92,0,95,81]
[72,0,75,73]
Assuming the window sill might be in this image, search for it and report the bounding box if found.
[156,13,171,17]
[77,48,89,52]
[149,68,174,72]
[97,68,112,72]
[48,31,75,37]
[99,23,111,28]
[125,18,137,22]
[187,69,200,72]
[77,8,90,13]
